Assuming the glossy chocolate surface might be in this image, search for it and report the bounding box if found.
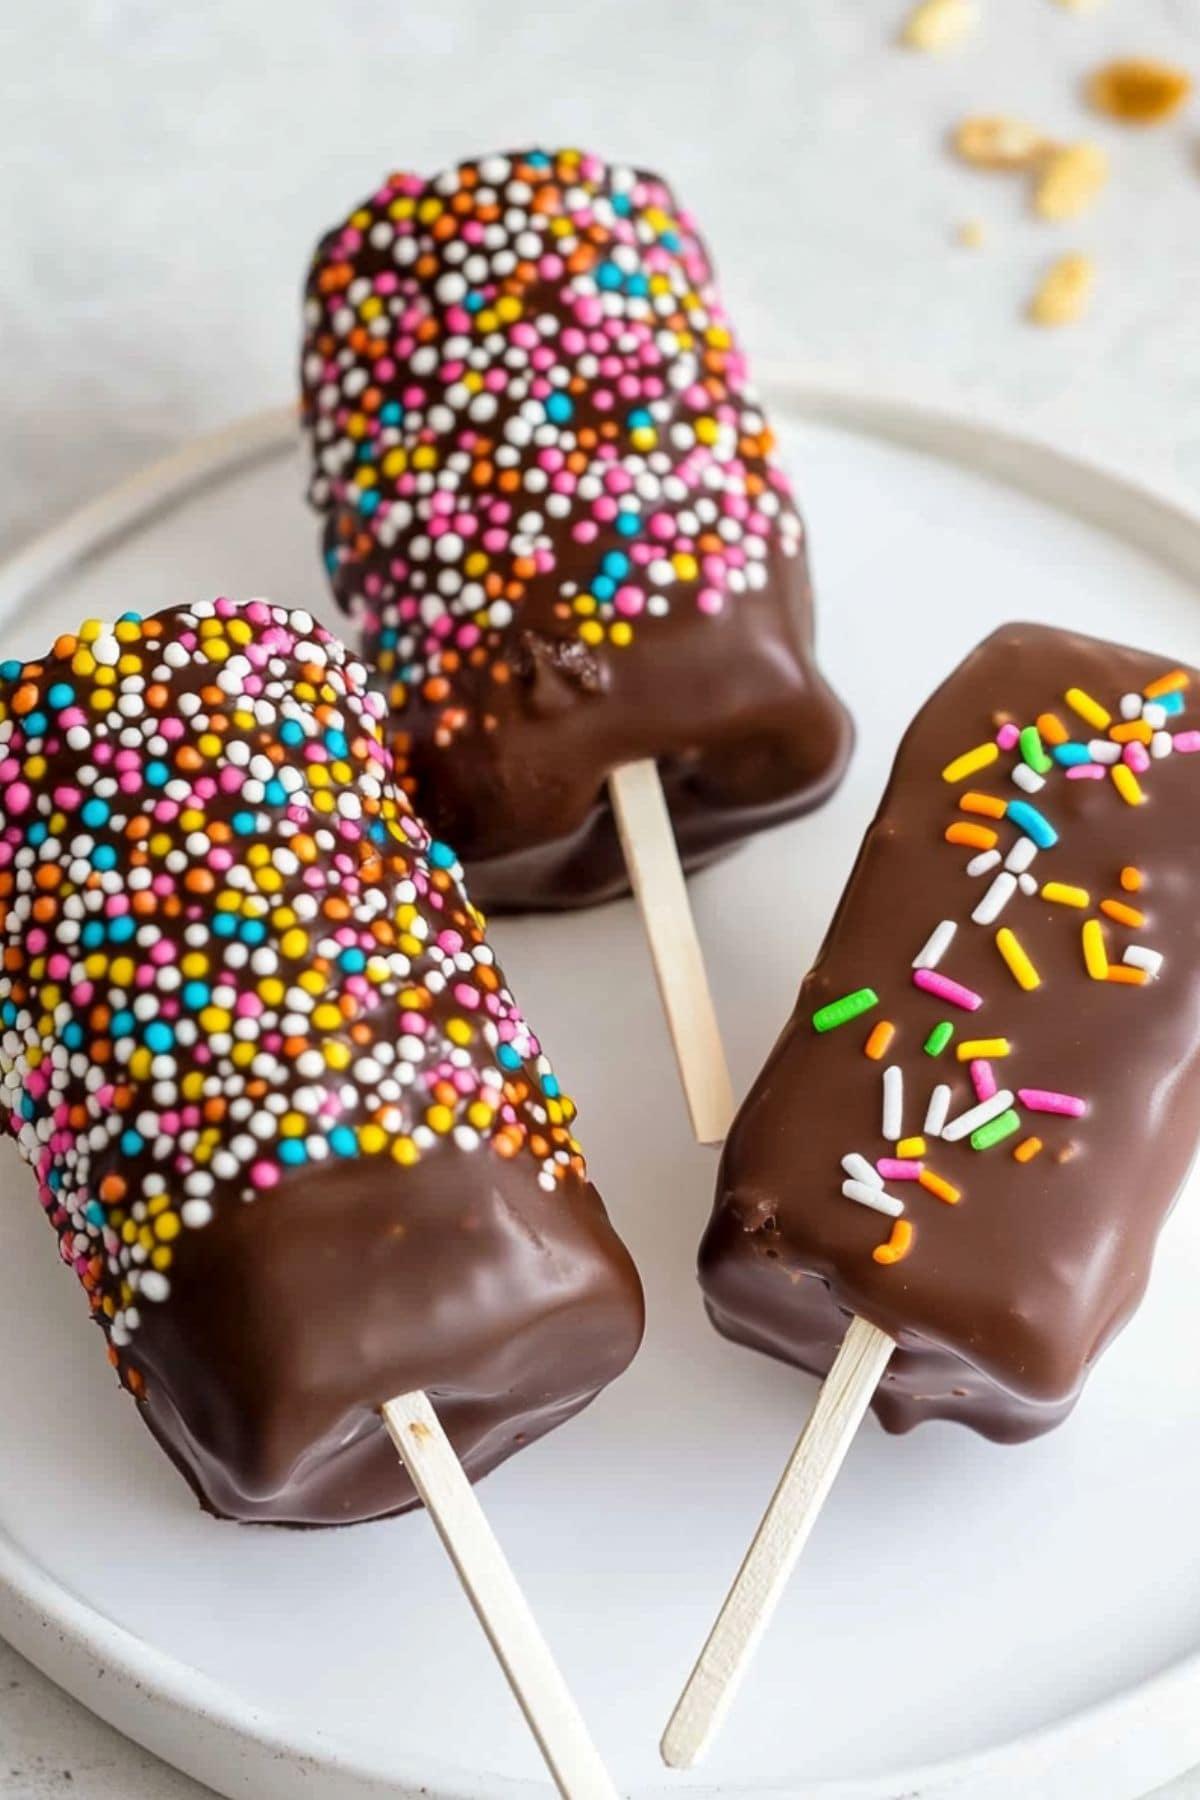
[302,150,851,909]
[701,624,1200,1441]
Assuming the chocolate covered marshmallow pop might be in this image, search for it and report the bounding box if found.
[663,623,1200,1765]
[301,147,852,1142]
[0,599,642,1797]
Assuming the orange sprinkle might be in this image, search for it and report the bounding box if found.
[873,1219,914,1265]
[1014,1137,1043,1163]
[864,1020,895,1061]
[1120,865,1143,892]
[1144,668,1190,700]
[1100,898,1144,928]
[1109,720,1152,745]
[945,821,998,850]
[919,1169,961,1206]
[959,792,1008,820]
[1106,965,1147,986]
[1036,711,1069,746]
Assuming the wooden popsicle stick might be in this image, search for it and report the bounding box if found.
[660,1316,895,1769]
[608,759,735,1145]
[382,1391,620,1800]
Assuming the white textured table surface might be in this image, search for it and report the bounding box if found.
[1,0,1199,1795]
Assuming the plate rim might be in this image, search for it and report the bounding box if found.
[3,389,1200,1800]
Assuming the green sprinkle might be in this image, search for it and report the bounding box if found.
[1019,726,1053,776]
[812,987,878,1034]
[971,1108,1022,1151]
[924,1020,954,1057]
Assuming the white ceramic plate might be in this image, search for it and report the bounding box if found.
[2,389,1200,1800]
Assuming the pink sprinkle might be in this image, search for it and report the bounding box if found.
[1124,741,1151,774]
[1174,731,1200,754]
[1067,764,1106,780]
[877,1159,924,1181]
[913,968,983,1012]
[1017,1088,1088,1117]
[250,1160,280,1190]
[996,723,1020,751]
[971,1059,997,1102]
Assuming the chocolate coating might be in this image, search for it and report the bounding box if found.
[302,149,851,910]
[0,601,642,1523]
[701,624,1200,1442]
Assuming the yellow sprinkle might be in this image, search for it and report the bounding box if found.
[1041,882,1090,908]
[897,1136,926,1158]
[919,1169,961,1205]
[391,1136,419,1166]
[956,1038,1011,1060]
[942,742,999,784]
[864,1020,895,1061]
[1100,898,1144,928]
[1111,764,1144,806]
[1144,668,1189,700]
[1014,1137,1043,1164]
[1082,918,1109,980]
[996,927,1040,990]
[1064,687,1111,731]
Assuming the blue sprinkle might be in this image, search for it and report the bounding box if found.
[546,393,573,424]
[464,291,484,312]
[497,1043,522,1071]
[592,576,615,603]
[108,916,135,944]
[118,611,140,624]
[183,981,209,1009]
[120,1130,144,1156]
[358,491,380,515]
[1159,690,1186,717]
[110,1010,134,1037]
[0,660,22,681]
[0,1002,16,1027]
[81,798,109,829]
[626,273,649,297]
[541,1073,560,1098]
[659,230,681,252]
[279,1139,308,1166]
[428,840,458,870]
[145,760,169,787]
[614,512,640,538]
[63,1022,83,1048]
[144,1021,173,1053]
[27,821,48,846]
[232,810,256,835]
[92,845,117,870]
[601,550,630,579]
[380,402,403,426]
[84,1201,106,1227]
[24,712,48,738]
[339,947,366,974]
[240,918,267,945]
[47,683,74,710]
[264,779,287,807]
[612,193,631,215]
[1053,743,1090,766]
[213,913,237,938]
[528,151,551,167]
[81,921,104,948]
[1008,800,1058,849]
[329,1125,357,1157]
[324,729,348,757]
[595,261,623,291]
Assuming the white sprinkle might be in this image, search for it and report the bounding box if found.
[966,849,1002,878]
[913,919,956,971]
[924,1083,952,1138]
[1011,764,1045,794]
[139,1271,170,1303]
[1120,692,1142,721]
[942,1089,1016,1143]
[1151,731,1173,760]
[973,871,1018,925]
[882,1065,904,1142]
[1088,739,1121,765]
[842,1179,904,1219]
[1005,836,1039,874]
[1142,702,1167,730]
[841,1152,882,1188]
[1018,872,1039,896]
[1124,946,1164,980]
